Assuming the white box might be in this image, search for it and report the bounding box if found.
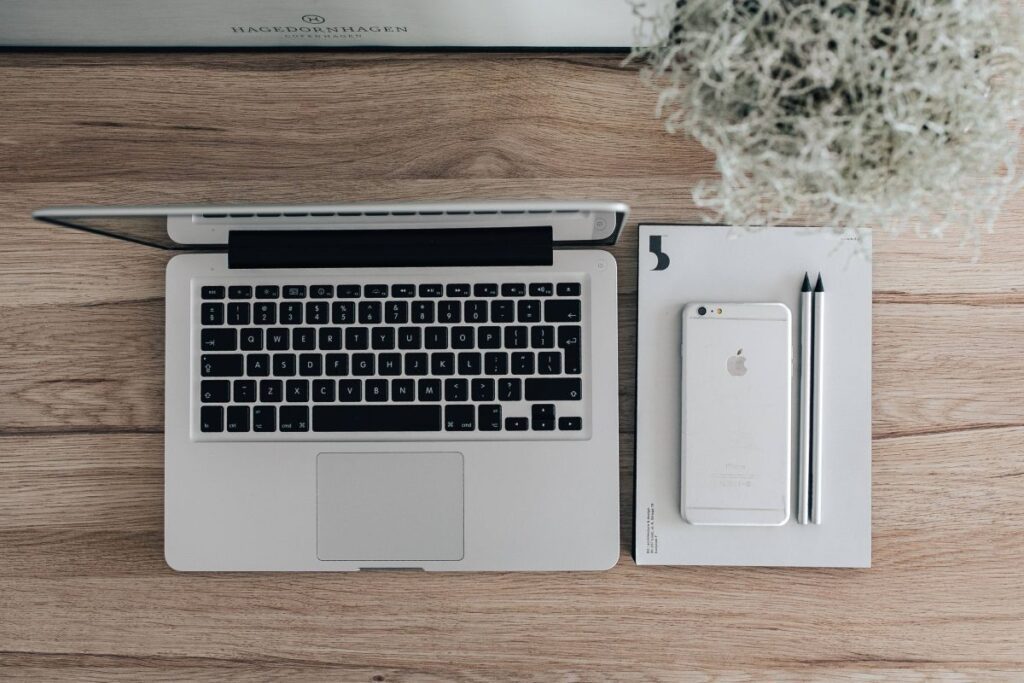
[0,0,645,48]
[634,225,872,567]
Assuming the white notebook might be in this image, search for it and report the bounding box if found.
[634,225,872,567]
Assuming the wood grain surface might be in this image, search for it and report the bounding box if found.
[0,50,1022,681]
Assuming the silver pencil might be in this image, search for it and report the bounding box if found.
[798,273,813,524]
[811,274,825,524]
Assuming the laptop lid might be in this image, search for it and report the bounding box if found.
[33,201,628,256]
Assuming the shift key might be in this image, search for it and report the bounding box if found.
[525,378,582,401]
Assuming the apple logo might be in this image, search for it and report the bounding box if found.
[727,348,747,376]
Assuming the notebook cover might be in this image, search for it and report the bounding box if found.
[634,225,872,567]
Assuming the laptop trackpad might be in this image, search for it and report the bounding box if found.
[317,452,464,562]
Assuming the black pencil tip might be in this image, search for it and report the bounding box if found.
[814,274,824,292]
[802,273,812,291]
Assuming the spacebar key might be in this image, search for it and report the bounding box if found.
[525,378,582,401]
[313,405,442,432]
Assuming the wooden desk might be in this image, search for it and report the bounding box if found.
[1,51,1022,680]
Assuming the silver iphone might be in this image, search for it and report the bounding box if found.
[680,302,792,526]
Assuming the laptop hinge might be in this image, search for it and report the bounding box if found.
[227,226,553,269]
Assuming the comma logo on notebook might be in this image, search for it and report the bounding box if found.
[649,235,670,271]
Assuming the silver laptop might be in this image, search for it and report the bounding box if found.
[34,202,626,571]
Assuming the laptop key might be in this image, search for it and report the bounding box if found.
[479,404,502,431]
[451,327,474,349]
[425,327,448,349]
[531,325,554,348]
[313,379,335,402]
[471,378,495,401]
[259,380,282,403]
[313,405,442,431]
[266,328,289,350]
[412,301,435,323]
[372,328,395,350]
[201,303,224,325]
[438,301,461,323]
[336,285,361,298]
[228,285,252,299]
[539,352,561,375]
[392,379,415,401]
[525,378,582,401]
[458,352,481,375]
[386,301,409,324]
[485,352,509,375]
[201,328,236,351]
[511,352,535,375]
[338,380,361,402]
[559,417,583,431]
[226,406,250,432]
[240,328,262,351]
[445,378,468,401]
[200,406,224,432]
[398,327,421,349]
[273,354,296,376]
[332,301,355,325]
[280,302,303,325]
[247,354,270,377]
[364,284,388,298]
[310,284,333,299]
[501,283,526,297]
[286,380,309,402]
[365,379,388,402]
[279,406,309,432]
[419,284,443,297]
[319,327,341,350]
[254,303,276,325]
[307,301,329,325]
[418,379,442,401]
[444,405,474,431]
[233,379,256,403]
[391,284,416,298]
[474,283,498,297]
[504,326,528,349]
[345,327,369,350]
[505,417,528,431]
[491,300,514,322]
[201,354,242,377]
[299,353,322,376]
[201,286,225,300]
[465,301,488,323]
[517,300,541,323]
[544,299,581,322]
[498,378,521,401]
[529,283,554,296]
[283,285,306,299]
[255,285,279,299]
[325,353,349,376]
[252,406,276,432]
[556,282,581,296]
[358,301,382,324]
[446,283,471,297]
[227,302,250,325]
[200,380,230,403]
[293,328,316,350]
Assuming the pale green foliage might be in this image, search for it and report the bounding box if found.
[628,0,1024,246]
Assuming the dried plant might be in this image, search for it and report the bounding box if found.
[628,0,1024,248]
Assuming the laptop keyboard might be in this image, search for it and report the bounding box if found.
[193,278,587,439]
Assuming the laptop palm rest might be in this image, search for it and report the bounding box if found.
[317,452,464,563]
